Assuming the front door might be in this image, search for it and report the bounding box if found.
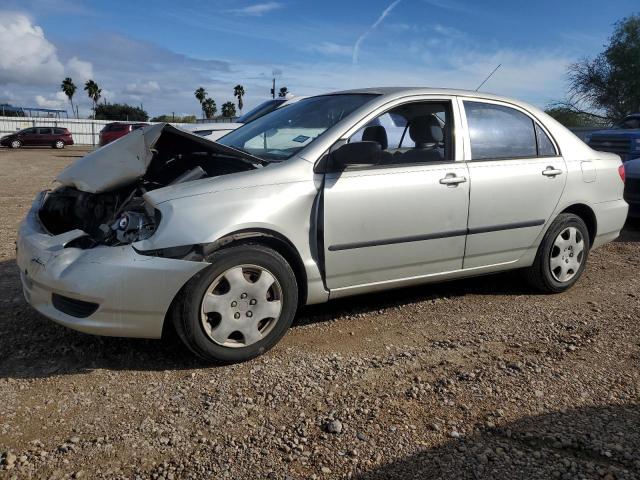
[19,128,38,146]
[461,99,567,268]
[322,99,469,291]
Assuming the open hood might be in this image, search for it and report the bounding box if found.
[56,123,263,194]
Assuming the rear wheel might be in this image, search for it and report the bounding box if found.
[524,213,590,293]
[172,244,298,363]
[10,140,21,149]
[53,140,65,149]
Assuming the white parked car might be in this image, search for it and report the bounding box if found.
[17,88,627,363]
[181,97,303,141]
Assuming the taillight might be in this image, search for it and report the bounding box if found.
[619,165,626,183]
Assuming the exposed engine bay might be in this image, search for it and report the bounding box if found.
[38,124,259,247]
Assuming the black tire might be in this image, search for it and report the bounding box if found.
[524,213,590,293]
[10,140,21,149]
[172,244,298,364]
[53,140,65,149]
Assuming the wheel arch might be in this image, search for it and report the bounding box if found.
[559,203,597,247]
[202,228,308,307]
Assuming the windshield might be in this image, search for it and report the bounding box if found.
[237,99,286,123]
[613,117,640,129]
[218,94,377,161]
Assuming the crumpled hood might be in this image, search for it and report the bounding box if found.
[56,124,163,193]
[55,123,262,194]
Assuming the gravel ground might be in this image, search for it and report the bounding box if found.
[0,147,639,479]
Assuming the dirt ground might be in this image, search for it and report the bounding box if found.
[0,146,639,479]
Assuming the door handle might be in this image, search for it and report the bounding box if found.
[439,174,467,186]
[542,166,563,177]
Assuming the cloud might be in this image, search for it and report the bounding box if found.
[0,12,64,85]
[307,42,352,56]
[66,56,93,82]
[35,91,67,108]
[353,0,402,65]
[228,2,283,16]
[0,12,93,90]
[124,80,161,95]
[422,0,474,14]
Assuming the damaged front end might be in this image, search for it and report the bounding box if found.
[38,124,261,248]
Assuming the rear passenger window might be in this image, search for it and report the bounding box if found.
[464,101,537,160]
[535,123,557,156]
[37,128,52,135]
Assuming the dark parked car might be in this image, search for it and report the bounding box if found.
[99,122,149,146]
[623,157,640,217]
[1,127,74,149]
[587,114,640,162]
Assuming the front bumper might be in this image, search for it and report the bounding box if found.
[16,192,208,338]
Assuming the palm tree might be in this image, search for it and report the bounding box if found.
[202,98,217,119]
[222,101,236,118]
[84,79,101,119]
[194,87,207,119]
[233,84,245,113]
[278,86,289,98]
[60,77,77,118]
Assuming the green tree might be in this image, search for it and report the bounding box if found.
[233,84,245,113]
[222,101,237,118]
[278,86,289,98]
[194,87,207,119]
[544,105,608,128]
[150,114,197,123]
[94,103,149,121]
[84,79,102,119]
[60,77,77,118]
[202,98,217,119]
[568,14,640,120]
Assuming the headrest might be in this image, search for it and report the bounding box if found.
[362,125,388,150]
[409,115,443,145]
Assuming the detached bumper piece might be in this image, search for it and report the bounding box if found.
[51,293,99,318]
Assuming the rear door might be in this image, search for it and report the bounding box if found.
[37,127,54,146]
[460,99,566,268]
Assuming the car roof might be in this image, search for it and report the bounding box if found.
[324,86,523,104]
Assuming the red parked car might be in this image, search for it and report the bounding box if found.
[0,127,74,149]
[99,122,149,146]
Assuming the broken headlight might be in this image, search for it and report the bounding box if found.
[110,210,157,244]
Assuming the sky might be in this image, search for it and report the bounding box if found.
[0,0,637,118]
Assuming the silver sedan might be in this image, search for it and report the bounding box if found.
[17,88,627,363]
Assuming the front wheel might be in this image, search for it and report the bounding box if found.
[53,140,65,149]
[524,213,590,293]
[10,140,21,149]
[172,244,298,363]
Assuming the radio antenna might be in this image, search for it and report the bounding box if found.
[475,64,501,91]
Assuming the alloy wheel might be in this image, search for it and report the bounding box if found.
[550,226,584,283]
[200,264,283,348]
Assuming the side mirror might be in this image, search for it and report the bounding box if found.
[328,141,382,171]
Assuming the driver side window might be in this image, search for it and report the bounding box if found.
[348,101,454,166]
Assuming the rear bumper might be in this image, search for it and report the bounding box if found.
[592,199,629,248]
[16,192,208,338]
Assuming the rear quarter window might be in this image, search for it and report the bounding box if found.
[53,128,66,134]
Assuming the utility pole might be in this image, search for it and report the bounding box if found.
[270,77,276,99]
